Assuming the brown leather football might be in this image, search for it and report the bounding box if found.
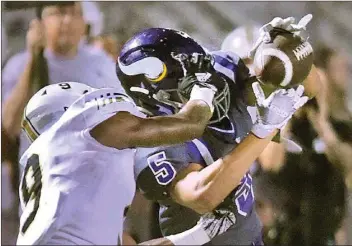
[253,30,313,88]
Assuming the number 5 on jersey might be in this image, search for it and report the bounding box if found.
[147,151,176,185]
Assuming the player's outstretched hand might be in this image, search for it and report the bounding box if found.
[260,14,313,36]
[249,14,313,58]
[251,82,309,138]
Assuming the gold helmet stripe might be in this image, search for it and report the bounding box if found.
[21,108,39,142]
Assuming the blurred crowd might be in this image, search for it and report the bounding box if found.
[1,1,352,245]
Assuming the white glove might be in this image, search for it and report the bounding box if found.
[249,14,313,58]
[261,14,312,34]
[251,82,309,138]
[197,209,236,239]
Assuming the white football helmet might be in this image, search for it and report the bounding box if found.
[22,82,95,142]
[221,25,261,60]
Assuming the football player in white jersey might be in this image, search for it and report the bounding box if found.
[17,77,233,245]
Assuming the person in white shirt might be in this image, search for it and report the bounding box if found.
[2,2,118,161]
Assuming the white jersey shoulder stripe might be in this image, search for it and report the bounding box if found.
[61,88,144,131]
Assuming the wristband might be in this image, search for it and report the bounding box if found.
[165,224,211,245]
[189,84,216,113]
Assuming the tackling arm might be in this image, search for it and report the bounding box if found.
[91,99,212,149]
[91,52,218,150]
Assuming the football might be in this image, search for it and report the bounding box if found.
[253,30,314,88]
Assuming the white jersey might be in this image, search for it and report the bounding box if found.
[17,88,144,245]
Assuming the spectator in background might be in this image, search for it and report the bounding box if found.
[306,45,352,245]
[2,1,120,156]
[2,22,20,246]
[92,34,119,60]
[255,152,346,246]
[81,2,120,60]
[1,125,20,246]
[81,1,103,44]
[307,45,352,181]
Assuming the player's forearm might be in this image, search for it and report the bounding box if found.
[132,100,211,147]
[198,131,278,210]
[139,238,174,245]
[173,131,277,213]
[2,55,36,138]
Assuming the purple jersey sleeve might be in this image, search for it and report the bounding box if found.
[134,140,210,201]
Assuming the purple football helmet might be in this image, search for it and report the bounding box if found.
[116,28,230,122]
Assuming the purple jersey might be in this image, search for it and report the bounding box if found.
[134,50,262,245]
